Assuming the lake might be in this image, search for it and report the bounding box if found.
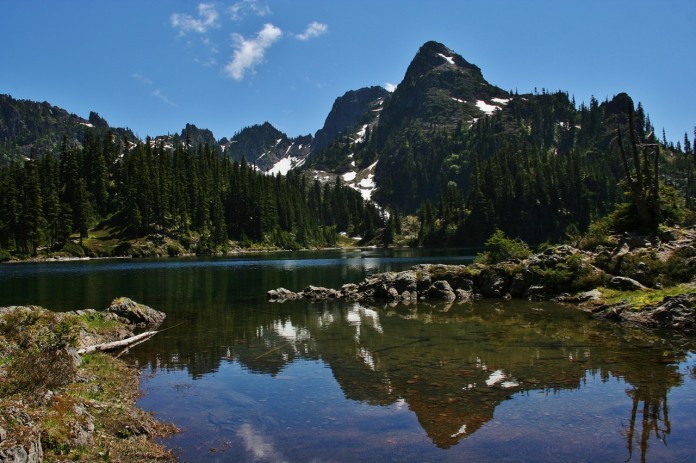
[2,248,695,462]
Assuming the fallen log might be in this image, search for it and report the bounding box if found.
[77,330,158,355]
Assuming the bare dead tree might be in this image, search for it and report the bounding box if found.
[615,101,662,231]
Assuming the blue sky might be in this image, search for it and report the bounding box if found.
[2,1,693,144]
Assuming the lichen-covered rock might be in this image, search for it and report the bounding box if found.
[428,280,456,301]
[107,297,166,329]
[341,283,359,296]
[608,276,646,291]
[617,295,696,332]
[267,288,301,301]
[393,271,418,294]
[455,289,473,302]
[387,287,400,300]
[0,410,43,463]
[302,286,341,300]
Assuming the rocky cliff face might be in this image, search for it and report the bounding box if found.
[225,122,312,173]
[312,86,389,154]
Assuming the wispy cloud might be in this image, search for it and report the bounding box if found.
[171,3,220,35]
[152,89,176,106]
[295,21,328,41]
[224,23,282,80]
[384,82,397,92]
[133,73,175,106]
[229,0,271,21]
[132,73,153,86]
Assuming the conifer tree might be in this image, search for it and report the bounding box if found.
[17,160,45,255]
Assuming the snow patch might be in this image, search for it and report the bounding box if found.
[437,53,455,65]
[476,100,500,115]
[80,122,94,128]
[274,138,282,146]
[358,176,375,189]
[450,97,465,103]
[354,124,369,143]
[266,156,305,176]
[342,171,357,182]
[491,97,510,105]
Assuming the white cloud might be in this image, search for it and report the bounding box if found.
[296,21,328,41]
[152,89,176,107]
[171,3,219,35]
[133,73,175,106]
[229,0,271,21]
[225,23,282,80]
[384,82,397,92]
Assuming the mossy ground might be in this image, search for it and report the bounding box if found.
[0,306,177,462]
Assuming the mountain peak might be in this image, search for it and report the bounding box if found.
[376,41,507,134]
[404,41,483,84]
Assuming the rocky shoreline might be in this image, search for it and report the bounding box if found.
[269,229,696,333]
[0,298,175,463]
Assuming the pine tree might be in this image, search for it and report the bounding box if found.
[17,160,45,255]
[73,179,92,242]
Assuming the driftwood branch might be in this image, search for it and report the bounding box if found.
[77,330,158,355]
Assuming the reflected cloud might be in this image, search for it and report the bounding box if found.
[237,424,288,463]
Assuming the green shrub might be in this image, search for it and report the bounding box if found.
[659,247,696,286]
[60,241,85,257]
[0,249,11,262]
[577,216,615,250]
[112,241,132,256]
[475,229,532,264]
[167,243,182,257]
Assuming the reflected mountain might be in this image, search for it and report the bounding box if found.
[129,299,691,453]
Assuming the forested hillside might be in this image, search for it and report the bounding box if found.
[369,91,696,246]
[0,132,382,257]
[0,94,135,164]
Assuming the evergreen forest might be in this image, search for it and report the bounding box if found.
[0,132,382,258]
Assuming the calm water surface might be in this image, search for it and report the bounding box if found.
[2,248,696,462]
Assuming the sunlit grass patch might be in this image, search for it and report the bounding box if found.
[598,283,696,309]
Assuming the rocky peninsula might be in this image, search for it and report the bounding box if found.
[0,298,175,463]
[269,228,696,333]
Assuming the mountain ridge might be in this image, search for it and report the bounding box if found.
[2,40,693,248]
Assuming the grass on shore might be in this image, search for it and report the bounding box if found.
[598,283,696,309]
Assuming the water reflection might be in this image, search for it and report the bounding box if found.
[130,299,694,460]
